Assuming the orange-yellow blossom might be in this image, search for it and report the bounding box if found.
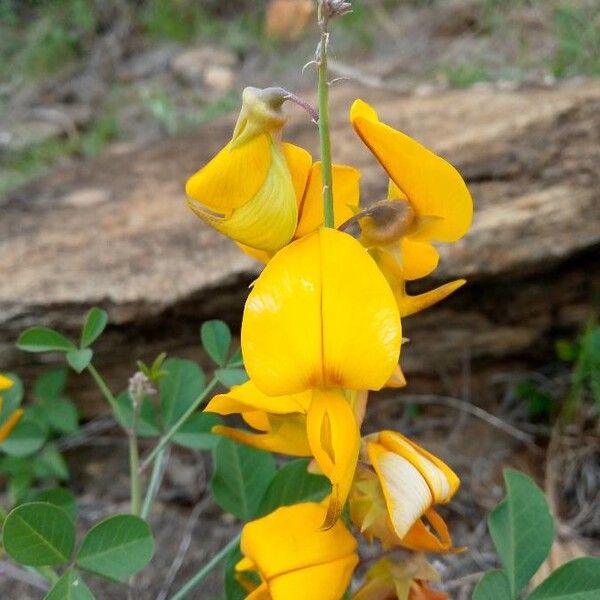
[0,374,23,443]
[236,502,358,600]
[239,227,402,524]
[347,99,472,316]
[186,87,298,252]
[350,430,460,553]
[239,144,360,262]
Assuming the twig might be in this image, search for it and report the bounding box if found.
[396,393,539,451]
[155,497,209,600]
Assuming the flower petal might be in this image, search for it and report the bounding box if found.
[186,134,272,215]
[282,142,313,204]
[270,555,358,600]
[240,502,358,581]
[242,228,401,395]
[295,163,361,239]
[351,99,473,243]
[399,280,466,318]
[213,412,312,457]
[368,442,432,538]
[0,409,23,444]
[378,431,460,503]
[399,508,455,554]
[306,390,361,527]
[0,374,13,391]
[188,140,298,252]
[205,381,311,415]
[400,239,439,281]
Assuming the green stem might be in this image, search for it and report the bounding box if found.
[34,566,60,586]
[86,364,120,415]
[141,446,168,519]
[168,534,241,600]
[129,431,141,516]
[317,3,334,228]
[139,377,219,473]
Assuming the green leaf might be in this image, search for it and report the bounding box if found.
[227,347,244,368]
[32,488,77,520]
[17,328,76,353]
[172,413,222,450]
[258,459,330,516]
[66,349,93,373]
[489,469,555,597]
[114,391,160,437]
[0,418,47,456]
[159,358,205,428]
[44,569,95,600]
[3,502,75,566]
[215,368,248,387]
[45,399,79,435]
[201,320,232,367]
[9,471,34,504]
[80,308,108,348]
[473,570,512,600]
[76,514,154,582]
[211,438,276,520]
[526,557,600,599]
[33,445,70,480]
[34,368,68,401]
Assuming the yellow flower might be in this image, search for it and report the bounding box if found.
[186,87,298,252]
[236,502,358,600]
[345,99,473,316]
[240,227,402,524]
[350,99,472,276]
[239,144,360,262]
[0,374,23,443]
[349,431,459,553]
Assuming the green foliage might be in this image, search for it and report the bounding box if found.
[516,381,553,419]
[32,488,77,521]
[44,570,96,600]
[443,63,491,88]
[142,0,204,42]
[215,367,249,387]
[473,570,512,600]
[115,390,161,437]
[527,557,600,599]
[552,3,600,78]
[488,470,554,597]
[3,502,75,566]
[477,469,600,600]
[211,437,277,520]
[202,320,233,367]
[258,458,330,516]
[172,413,222,450]
[18,328,76,353]
[76,515,154,582]
[66,348,94,373]
[159,358,206,428]
[80,308,109,348]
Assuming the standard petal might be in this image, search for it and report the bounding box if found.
[351,99,473,243]
[186,134,271,215]
[295,163,361,239]
[240,502,358,580]
[242,228,401,395]
[379,431,460,503]
[368,442,432,538]
[306,390,360,526]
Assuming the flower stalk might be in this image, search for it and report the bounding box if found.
[317,1,335,228]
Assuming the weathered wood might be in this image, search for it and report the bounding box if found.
[2,81,599,411]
